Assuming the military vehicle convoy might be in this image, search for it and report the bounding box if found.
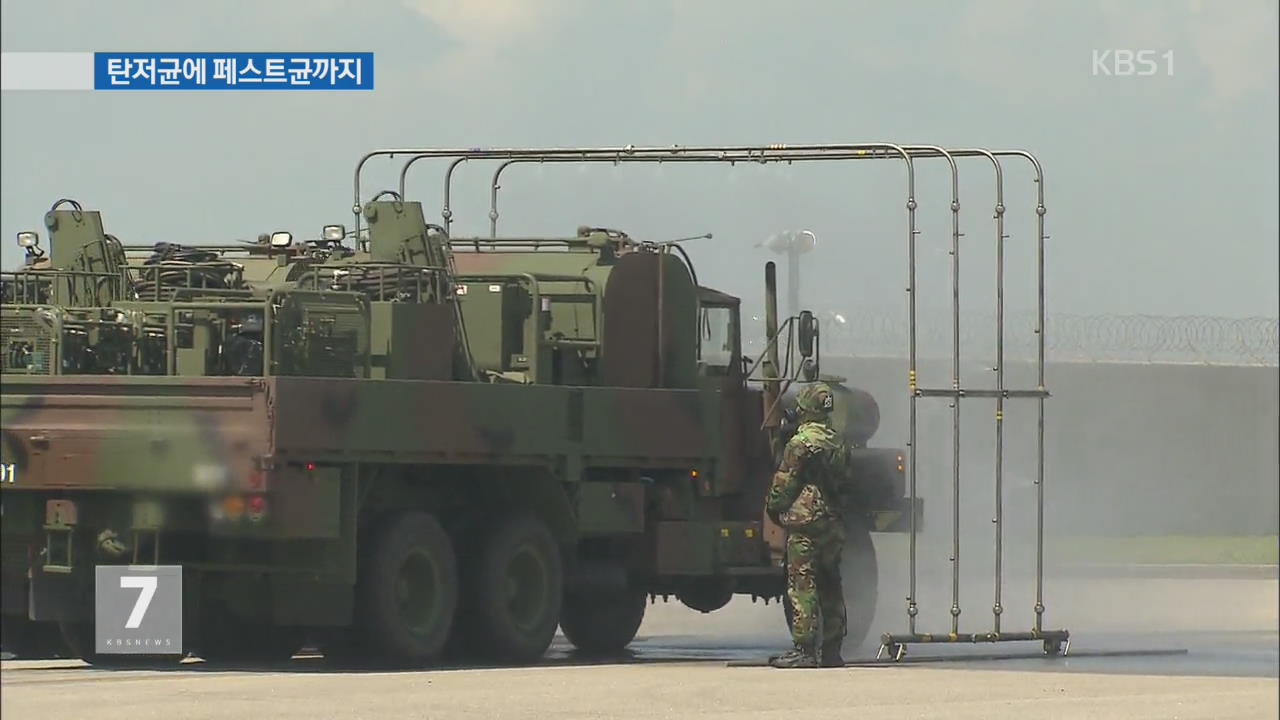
[0,154,916,667]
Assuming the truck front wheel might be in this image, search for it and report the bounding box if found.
[559,587,646,655]
[358,511,459,665]
[840,516,879,650]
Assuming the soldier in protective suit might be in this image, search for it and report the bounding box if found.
[765,382,850,668]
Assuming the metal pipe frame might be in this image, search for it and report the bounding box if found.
[884,147,1055,656]
[354,144,927,243]
[353,142,1059,657]
[850,147,1052,644]
[398,150,876,235]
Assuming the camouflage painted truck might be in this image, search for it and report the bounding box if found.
[0,196,914,666]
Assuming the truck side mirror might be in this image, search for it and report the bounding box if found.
[801,358,818,381]
[797,310,817,358]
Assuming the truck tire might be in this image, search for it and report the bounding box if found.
[196,577,304,665]
[468,512,563,664]
[198,618,302,665]
[57,621,182,668]
[841,516,879,650]
[559,588,646,655]
[358,511,459,665]
[2,616,67,659]
[782,516,878,651]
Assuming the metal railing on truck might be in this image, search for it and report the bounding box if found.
[1,289,371,379]
[293,262,450,304]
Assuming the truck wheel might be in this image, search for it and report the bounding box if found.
[841,516,879,650]
[198,618,302,665]
[782,517,878,651]
[470,512,563,664]
[559,588,646,655]
[57,621,182,668]
[358,511,459,664]
[2,616,67,659]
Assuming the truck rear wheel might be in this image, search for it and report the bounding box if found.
[198,618,302,665]
[52,568,184,667]
[196,576,304,665]
[2,616,68,659]
[559,588,646,655]
[467,512,563,664]
[58,621,183,668]
[358,511,458,665]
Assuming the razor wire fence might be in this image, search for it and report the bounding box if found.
[742,310,1279,366]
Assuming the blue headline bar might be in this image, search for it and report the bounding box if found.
[92,52,374,90]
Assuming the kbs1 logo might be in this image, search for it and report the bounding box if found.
[1092,50,1174,77]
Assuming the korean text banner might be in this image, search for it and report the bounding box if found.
[93,53,374,90]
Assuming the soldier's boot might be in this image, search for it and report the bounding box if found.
[819,641,844,668]
[768,644,818,668]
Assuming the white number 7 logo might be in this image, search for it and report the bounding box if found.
[120,576,158,629]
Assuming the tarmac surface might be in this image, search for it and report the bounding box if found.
[3,571,1276,719]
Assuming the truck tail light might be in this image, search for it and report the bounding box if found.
[222,495,246,520]
[210,494,268,523]
[247,495,268,522]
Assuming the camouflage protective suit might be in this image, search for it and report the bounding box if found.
[765,382,849,668]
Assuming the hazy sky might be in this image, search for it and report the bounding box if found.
[2,0,1276,320]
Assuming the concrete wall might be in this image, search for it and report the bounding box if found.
[823,356,1280,537]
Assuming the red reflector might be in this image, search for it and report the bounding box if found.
[306,463,316,472]
[247,495,267,521]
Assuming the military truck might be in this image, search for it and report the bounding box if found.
[0,194,914,666]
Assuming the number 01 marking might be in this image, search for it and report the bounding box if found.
[120,576,158,629]
[0,464,15,483]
